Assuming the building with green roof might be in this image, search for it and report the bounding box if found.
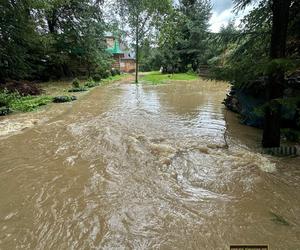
[105,33,136,73]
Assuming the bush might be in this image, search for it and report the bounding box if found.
[107,70,112,78]
[85,81,100,88]
[84,77,99,88]
[72,78,81,88]
[282,129,300,142]
[0,89,19,107]
[93,74,102,82]
[94,67,112,79]
[0,106,12,116]
[53,96,77,103]
[101,70,111,79]
[68,87,88,93]
[111,68,119,76]
[110,68,121,76]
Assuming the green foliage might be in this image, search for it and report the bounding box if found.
[118,0,172,30]
[68,87,88,93]
[0,106,11,116]
[142,71,198,84]
[0,89,14,116]
[264,59,298,75]
[85,79,100,88]
[0,89,19,107]
[208,0,300,88]
[110,68,121,76]
[101,74,127,85]
[154,0,211,73]
[53,96,77,103]
[94,67,112,79]
[10,96,53,112]
[85,82,100,88]
[0,0,108,81]
[139,39,162,72]
[281,129,300,142]
[117,0,171,82]
[72,78,81,88]
[93,74,102,82]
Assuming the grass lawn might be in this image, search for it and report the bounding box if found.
[142,71,199,84]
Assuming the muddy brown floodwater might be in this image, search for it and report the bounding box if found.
[0,79,299,249]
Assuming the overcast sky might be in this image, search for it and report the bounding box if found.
[209,0,254,32]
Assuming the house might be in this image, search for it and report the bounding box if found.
[105,32,136,73]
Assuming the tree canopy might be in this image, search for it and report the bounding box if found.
[0,0,109,82]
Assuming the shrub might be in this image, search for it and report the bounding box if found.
[53,96,77,103]
[95,68,112,79]
[84,78,97,88]
[72,78,81,88]
[87,77,94,82]
[85,81,100,88]
[68,87,88,93]
[111,68,121,76]
[0,106,11,116]
[282,129,300,142]
[0,89,19,107]
[93,74,102,82]
[105,70,112,78]
[111,68,118,76]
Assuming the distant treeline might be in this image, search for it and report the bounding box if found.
[139,0,300,83]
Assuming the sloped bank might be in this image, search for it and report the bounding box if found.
[224,74,300,141]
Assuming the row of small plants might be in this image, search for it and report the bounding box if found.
[68,78,100,93]
[0,69,122,116]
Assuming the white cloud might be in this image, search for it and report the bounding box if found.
[209,4,255,33]
[209,8,233,33]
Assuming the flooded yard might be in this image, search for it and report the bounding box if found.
[0,79,299,249]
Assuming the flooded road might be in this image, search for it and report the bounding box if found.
[0,79,299,249]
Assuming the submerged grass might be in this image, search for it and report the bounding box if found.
[270,211,290,226]
[1,74,129,116]
[102,74,128,84]
[142,71,199,85]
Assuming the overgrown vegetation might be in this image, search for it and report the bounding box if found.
[0,89,52,113]
[0,72,127,115]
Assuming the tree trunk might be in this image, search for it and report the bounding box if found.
[47,10,57,34]
[135,22,139,84]
[262,0,291,148]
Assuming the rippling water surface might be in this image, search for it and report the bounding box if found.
[0,79,299,249]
